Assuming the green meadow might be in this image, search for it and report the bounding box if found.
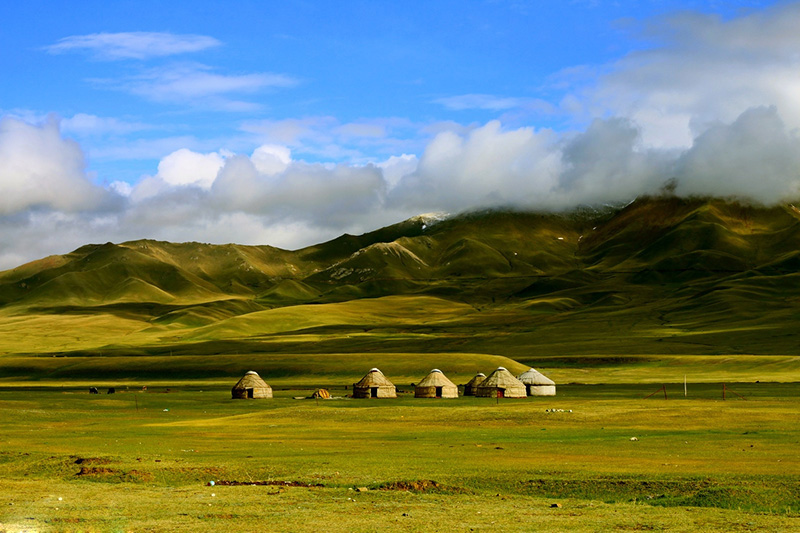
[1,384,799,532]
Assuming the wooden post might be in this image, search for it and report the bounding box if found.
[662,384,667,399]
[684,375,687,398]
[723,383,726,401]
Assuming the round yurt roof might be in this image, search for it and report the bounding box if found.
[355,368,395,388]
[417,369,456,388]
[465,372,486,386]
[232,371,270,390]
[477,367,525,390]
[517,368,555,386]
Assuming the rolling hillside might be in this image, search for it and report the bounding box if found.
[1,196,799,365]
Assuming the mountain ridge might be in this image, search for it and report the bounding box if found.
[1,195,798,358]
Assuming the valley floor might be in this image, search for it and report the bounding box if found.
[1,383,798,531]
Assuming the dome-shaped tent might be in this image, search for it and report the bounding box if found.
[414,369,458,398]
[475,367,526,398]
[353,368,396,398]
[517,368,556,396]
[231,371,272,399]
[463,372,486,396]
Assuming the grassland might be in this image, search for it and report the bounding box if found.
[1,384,799,532]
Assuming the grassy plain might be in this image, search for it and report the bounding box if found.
[1,383,799,532]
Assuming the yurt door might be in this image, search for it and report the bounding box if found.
[247,388,254,398]
[497,388,505,398]
[435,386,443,398]
[371,387,378,398]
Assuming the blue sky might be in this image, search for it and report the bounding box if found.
[1,0,800,268]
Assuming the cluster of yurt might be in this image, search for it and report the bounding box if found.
[463,367,556,398]
[231,366,554,399]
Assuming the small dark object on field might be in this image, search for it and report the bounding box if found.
[551,503,562,508]
[107,387,115,394]
[89,387,98,394]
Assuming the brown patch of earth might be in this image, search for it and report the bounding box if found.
[212,480,323,487]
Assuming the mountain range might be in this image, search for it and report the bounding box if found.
[1,195,798,360]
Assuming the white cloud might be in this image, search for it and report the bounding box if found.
[0,116,114,215]
[120,63,297,110]
[390,120,561,211]
[210,157,387,227]
[156,148,226,189]
[434,94,555,113]
[251,145,291,176]
[4,103,800,271]
[61,113,150,136]
[377,154,418,189]
[585,3,800,149]
[240,116,423,161]
[44,32,221,60]
[674,106,800,202]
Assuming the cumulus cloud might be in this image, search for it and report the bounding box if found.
[251,145,291,176]
[389,121,561,211]
[585,3,800,148]
[674,106,800,202]
[44,32,221,60]
[156,148,227,189]
[3,103,800,271]
[210,156,386,227]
[0,116,115,215]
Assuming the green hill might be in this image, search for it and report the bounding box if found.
[1,196,799,367]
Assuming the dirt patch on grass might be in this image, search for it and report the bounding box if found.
[378,480,466,493]
[74,457,112,465]
[76,466,119,476]
[212,480,323,487]
[75,465,154,482]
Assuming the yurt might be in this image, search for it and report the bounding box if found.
[414,369,458,398]
[463,372,486,396]
[475,367,527,398]
[231,371,272,399]
[353,368,397,398]
[517,368,556,396]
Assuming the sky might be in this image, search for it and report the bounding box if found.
[2,0,800,269]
